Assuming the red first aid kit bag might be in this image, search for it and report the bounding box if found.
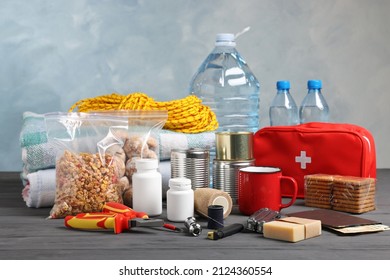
[253,122,376,198]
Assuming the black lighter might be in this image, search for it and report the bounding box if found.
[207,223,244,240]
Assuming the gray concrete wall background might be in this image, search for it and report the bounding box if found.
[1,0,389,171]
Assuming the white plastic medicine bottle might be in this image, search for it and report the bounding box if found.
[132,158,162,216]
[167,177,194,222]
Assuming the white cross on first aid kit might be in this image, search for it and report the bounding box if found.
[295,151,312,169]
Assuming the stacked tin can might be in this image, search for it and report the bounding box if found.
[171,148,210,188]
[213,132,255,205]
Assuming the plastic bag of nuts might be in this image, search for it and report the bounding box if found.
[51,150,123,218]
[44,111,167,218]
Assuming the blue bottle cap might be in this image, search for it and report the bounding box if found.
[276,80,290,90]
[308,80,322,89]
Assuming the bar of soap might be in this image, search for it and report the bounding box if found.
[263,217,321,243]
[280,217,322,239]
[263,221,305,242]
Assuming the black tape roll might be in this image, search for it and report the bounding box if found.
[207,205,224,229]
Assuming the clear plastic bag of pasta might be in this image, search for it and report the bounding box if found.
[44,110,167,218]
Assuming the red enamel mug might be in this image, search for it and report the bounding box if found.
[238,166,298,215]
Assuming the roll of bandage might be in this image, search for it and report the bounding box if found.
[194,188,233,219]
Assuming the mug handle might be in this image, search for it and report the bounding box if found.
[280,176,298,210]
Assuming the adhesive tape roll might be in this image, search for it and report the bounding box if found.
[194,188,233,219]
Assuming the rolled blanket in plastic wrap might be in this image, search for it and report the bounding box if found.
[20,112,58,174]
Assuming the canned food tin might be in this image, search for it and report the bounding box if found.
[212,159,255,205]
[215,131,253,161]
[171,148,210,188]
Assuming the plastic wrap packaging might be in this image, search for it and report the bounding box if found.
[304,174,376,214]
[45,110,167,218]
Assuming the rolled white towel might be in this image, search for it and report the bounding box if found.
[22,169,56,208]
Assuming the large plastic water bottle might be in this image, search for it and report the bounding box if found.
[299,80,329,123]
[189,32,260,132]
[269,80,299,126]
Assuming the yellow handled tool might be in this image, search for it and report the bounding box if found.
[65,213,164,234]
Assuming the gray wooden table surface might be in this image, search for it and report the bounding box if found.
[1,170,389,260]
